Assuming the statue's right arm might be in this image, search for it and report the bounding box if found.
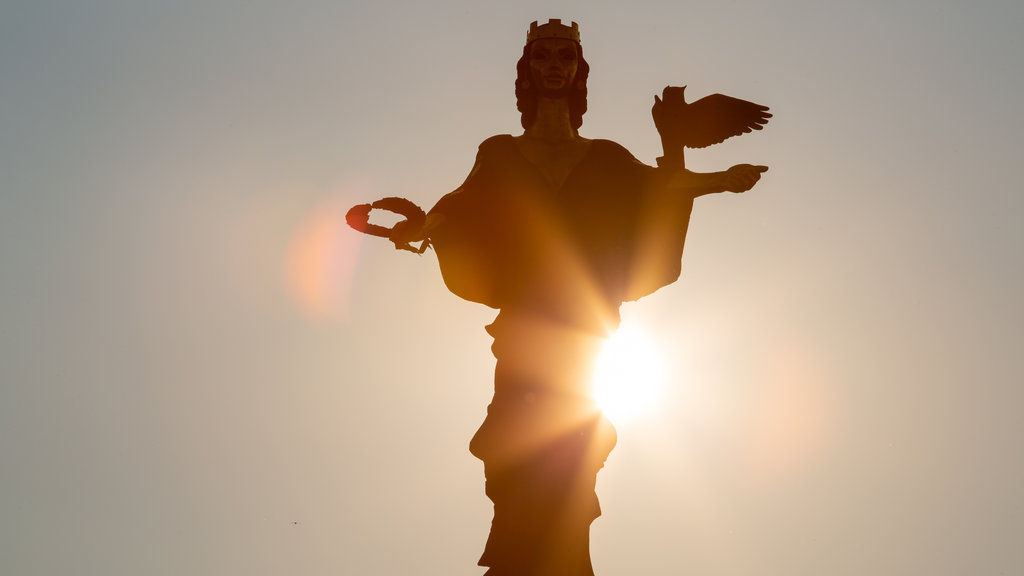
[424,153,485,241]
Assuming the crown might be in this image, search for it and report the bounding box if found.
[526,19,581,45]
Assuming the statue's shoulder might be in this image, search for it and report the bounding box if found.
[590,138,637,156]
[589,138,649,168]
[478,134,516,151]
[465,135,516,166]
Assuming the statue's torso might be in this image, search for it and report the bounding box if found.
[429,135,693,327]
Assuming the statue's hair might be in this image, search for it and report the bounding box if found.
[515,43,590,131]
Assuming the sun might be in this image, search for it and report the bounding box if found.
[592,324,667,424]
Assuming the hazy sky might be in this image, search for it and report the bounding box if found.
[2,1,1022,575]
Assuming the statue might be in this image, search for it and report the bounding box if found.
[348,19,770,576]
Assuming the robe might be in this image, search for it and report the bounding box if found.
[428,134,693,575]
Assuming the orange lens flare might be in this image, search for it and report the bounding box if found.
[286,197,364,320]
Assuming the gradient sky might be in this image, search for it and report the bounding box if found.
[2,1,1022,575]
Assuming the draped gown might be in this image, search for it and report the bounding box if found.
[428,134,693,575]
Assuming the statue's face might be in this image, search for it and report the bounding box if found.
[528,38,579,95]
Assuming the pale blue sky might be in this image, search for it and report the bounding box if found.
[2,1,1022,574]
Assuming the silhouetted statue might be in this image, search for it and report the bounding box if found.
[348,19,770,576]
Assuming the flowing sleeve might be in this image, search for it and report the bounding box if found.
[626,167,694,301]
[577,141,696,301]
[426,138,507,308]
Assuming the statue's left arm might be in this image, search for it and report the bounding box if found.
[663,164,768,198]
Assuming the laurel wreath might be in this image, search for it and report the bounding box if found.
[346,197,431,254]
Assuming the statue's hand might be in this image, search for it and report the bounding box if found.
[652,86,689,151]
[720,164,769,193]
[389,218,426,244]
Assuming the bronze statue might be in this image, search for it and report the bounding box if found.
[348,19,770,576]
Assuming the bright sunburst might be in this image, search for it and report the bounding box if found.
[592,325,667,424]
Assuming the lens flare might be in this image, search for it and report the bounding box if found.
[286,196,364,320]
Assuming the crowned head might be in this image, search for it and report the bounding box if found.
[516,19,589,130]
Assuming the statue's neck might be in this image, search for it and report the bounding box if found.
[524,97,577,142]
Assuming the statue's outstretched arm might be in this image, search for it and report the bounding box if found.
[347,153,483,253]
[664,164,768,198]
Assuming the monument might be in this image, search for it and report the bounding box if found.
[348,19,770,576]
